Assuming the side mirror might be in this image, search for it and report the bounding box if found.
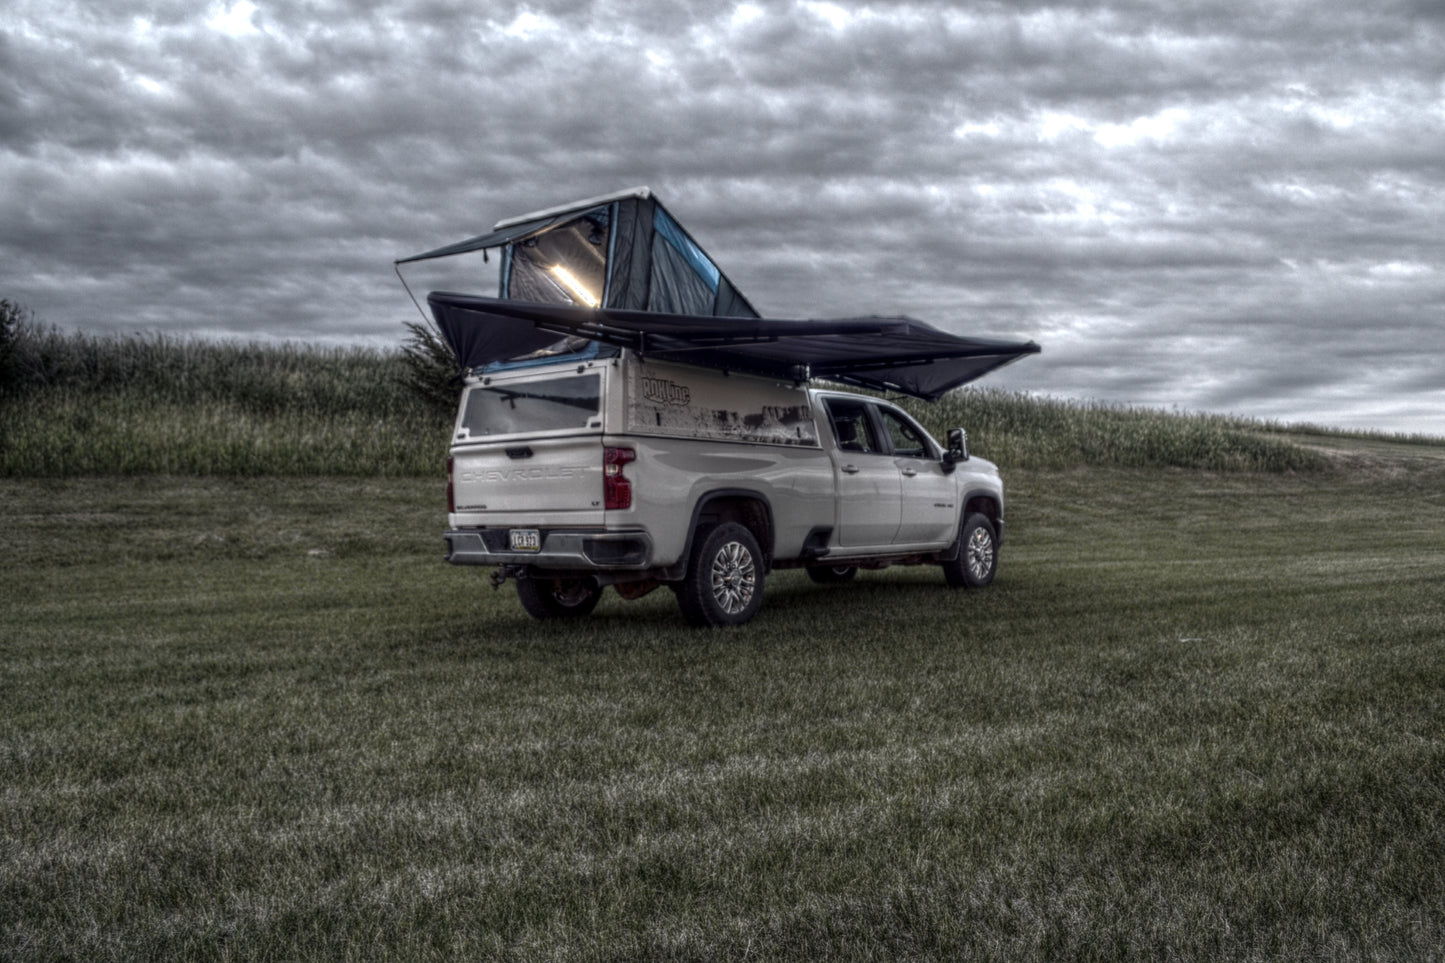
[943,427,969,469]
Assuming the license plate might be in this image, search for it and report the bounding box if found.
[509,529,541,552]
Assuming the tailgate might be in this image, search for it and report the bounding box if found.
[452,437,603,516]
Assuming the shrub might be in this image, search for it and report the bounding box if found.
[0,298,33,396]
[398,320,462,417]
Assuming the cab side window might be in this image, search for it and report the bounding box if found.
[826,400,882,454]
[879,408,928,458]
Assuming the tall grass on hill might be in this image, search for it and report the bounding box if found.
[1255,419,1445,448]
[1,326,453,476]
[3,324,414,415]
[2,326,1331,477]
[906,389,1329,473]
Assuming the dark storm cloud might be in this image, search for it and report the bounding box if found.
[2,0,1442,431]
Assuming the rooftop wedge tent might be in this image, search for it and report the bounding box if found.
[396,187,758,314]
[395,187,1040,400]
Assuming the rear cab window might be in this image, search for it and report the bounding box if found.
[825,399,883,454]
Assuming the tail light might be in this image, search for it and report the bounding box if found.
[603,447,635,510]
[446,455,455,514]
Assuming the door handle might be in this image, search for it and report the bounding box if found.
[841,464,860,474]
[901,468,918,477]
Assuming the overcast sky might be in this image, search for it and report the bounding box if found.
[4,0,1443,433]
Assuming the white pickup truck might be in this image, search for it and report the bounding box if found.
[443,352,1007,626]
[397,187,1038,626]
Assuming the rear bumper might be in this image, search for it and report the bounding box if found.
[444,528,654,569]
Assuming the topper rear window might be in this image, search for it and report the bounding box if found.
[458,373,602,439]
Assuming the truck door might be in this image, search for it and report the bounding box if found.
[824,399,901,547]
[877,405,958,546]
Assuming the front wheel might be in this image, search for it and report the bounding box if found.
[516,576,602,619]
[942,513,998,588]
[676,522,766,627]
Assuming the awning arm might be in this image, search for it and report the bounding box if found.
[808,347,1034,376]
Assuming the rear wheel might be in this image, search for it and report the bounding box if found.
[676,522,765,627]
[516,576,602,619]
[942,513,997,588]
[806,564,858,585]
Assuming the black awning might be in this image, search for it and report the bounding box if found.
[428,293,1040,401]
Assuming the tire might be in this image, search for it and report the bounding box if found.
[942,513,998,588]
[515,576,602,619]
[806,564,858,585]
[676,522,766,627]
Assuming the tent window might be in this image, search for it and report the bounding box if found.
[649,233,715,315]
[649,205,726,315]
[652,207,719,292]
[506,207,611,306]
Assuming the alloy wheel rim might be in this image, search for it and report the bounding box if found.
[966,528,994,581]
[710,541,757,614]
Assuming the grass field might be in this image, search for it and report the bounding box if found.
[4,436,1444,960]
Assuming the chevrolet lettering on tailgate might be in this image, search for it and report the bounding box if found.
[469,466,588,483]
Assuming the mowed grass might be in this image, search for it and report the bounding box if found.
[4,448,1444,960]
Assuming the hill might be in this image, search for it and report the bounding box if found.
[6,327,1435,476]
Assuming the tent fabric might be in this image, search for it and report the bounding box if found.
[648,224,717,315]
[429,292,1041,401]
[652,206,720,292]
[607,196,649,311]
[394,214,564,264]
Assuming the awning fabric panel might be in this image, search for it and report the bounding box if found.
[429,293,1040,401]
[395,214,563,264]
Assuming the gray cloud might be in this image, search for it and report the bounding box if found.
[3,0,1442,431]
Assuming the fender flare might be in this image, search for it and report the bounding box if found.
[941,488,1004,560]
[663,489,776,580]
